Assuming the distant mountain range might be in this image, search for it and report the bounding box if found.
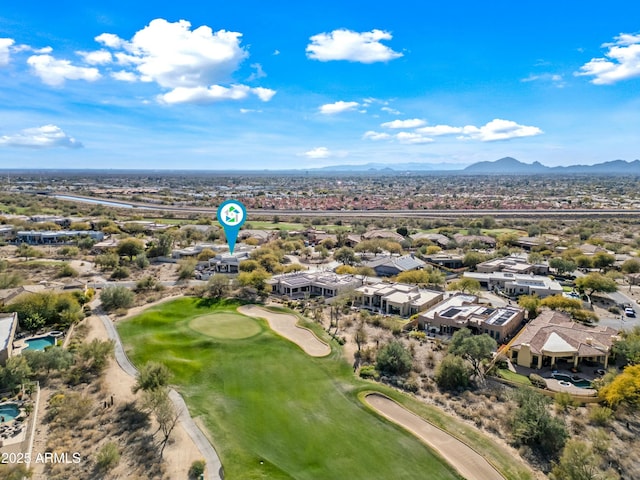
[309,157,640,174]
[462,157,640,174]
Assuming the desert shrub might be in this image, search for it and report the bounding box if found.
[435,354,471,390]
[555,391,579,412]
[409,331,427,341]
[110,266,131,279]
[588,405,614,426]
[376,341,412,376]
[96,442,120,471]
[359,365,379,379]
[189,460,206,479]
[529,373,547,389]
[100,286,134,311]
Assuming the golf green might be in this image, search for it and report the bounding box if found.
[118,298,463,480]
[190,313,262,340]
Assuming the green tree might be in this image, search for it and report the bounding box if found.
[237,268,271,294]
[518,294,541,319]
[177,258,197,280]
[463,251,486,269]
[575,273,617,296]
[75,339,115,375]
[550,439,617,480]
[549,257,577,275]
[622,258,640,274]
[376,341,412,376]
[141,387,180,457]
[510,388,568,456]
[239,259,261,272]
[396,270,431,285]
[435,354,471,390]
[95,253,120,270]
[100,286,134,311]
[448,328,497,380]
[613,326,640,365]
[334,247,359,266]
[0,355,32,389]
[133,361,172,393]
[600,364,640,407]
[207,275,230,298]
[22,312,46,333]
[117,238,145,261]
[147,233,175,258]
[447,277,481,294]
[592,252,616,271]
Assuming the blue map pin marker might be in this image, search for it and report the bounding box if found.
[217,200,247,254]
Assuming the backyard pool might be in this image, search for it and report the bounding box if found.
[0,403,19,423]
[552,373,592,388]
[24,335,56,351]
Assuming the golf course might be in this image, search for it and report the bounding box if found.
[117,297,464,479]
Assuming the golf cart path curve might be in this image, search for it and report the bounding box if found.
[95,303,223,480]
[238,305,330,357]
[365,394,505,480]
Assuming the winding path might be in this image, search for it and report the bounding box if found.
[96,306,223,480]
[365,394,505,480]
[238,305,330,357]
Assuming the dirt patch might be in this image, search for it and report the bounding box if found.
[238,305,330,357]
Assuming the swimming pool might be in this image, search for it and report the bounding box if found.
[24,335,56,351]
[0,404,19,423]
[552,373,592,388]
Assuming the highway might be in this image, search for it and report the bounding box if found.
[51,193,640,219]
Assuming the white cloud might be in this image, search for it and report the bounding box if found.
[395,132,433,144]
[247,62,266,81]
[381,106,400,115]
[117,19,247,88]
[158,84,275,104]
[304,147,331,159]
[95,33,127,49]
[521,73,565,87]
[577,32,640,84]
[95,18,274,104]
[381,118,426,129]
[0,38,15,66]
[306,29,403,63]
[363,130,391,141]
[77,49,113,65]
[0,125,82,148]
[27,54,101,86]
[319,101,359,114]
[459,119,543,142]
[416,125,464,136]
[111,70,137,82]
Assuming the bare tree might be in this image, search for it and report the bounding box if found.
[141,388,181,457]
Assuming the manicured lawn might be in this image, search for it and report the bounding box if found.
[497,368,533,386]
[118,298,462,480]
[189,312,262,340]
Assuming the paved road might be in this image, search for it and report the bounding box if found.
[365,394,505,480]
[52,193,640,219]
[95,305,223,480]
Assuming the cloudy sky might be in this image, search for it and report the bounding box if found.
[1,1,640,169]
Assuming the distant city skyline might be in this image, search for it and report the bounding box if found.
[1,1,640,169]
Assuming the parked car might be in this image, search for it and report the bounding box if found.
[624,307,636,317]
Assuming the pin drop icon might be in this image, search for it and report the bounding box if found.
[217,200,247,254]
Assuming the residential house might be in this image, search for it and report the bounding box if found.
[424,253,464,269]
[0,312,18,365]
[354,283,443,317]
[365,254,426,277]
[463,271,563,298]
[452,234,496,248]
[409,233,451,248]
[238,229,276,245]
[515,236,551,251]
[416,294,479,331]
[268,272,362,299]
[362,229,405,243]
[476,254,549,275]
[208,251,251,273]
[431,303,524,342]
[509,310,618,369]
[16,230,104,245]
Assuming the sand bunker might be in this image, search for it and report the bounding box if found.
[238,305,330,357]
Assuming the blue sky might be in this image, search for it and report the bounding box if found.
[1,1,640,170]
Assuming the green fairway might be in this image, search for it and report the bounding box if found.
[190,312,262,340]
[117,298,462,480]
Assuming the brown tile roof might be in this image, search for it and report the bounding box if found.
[511,309,618,357]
